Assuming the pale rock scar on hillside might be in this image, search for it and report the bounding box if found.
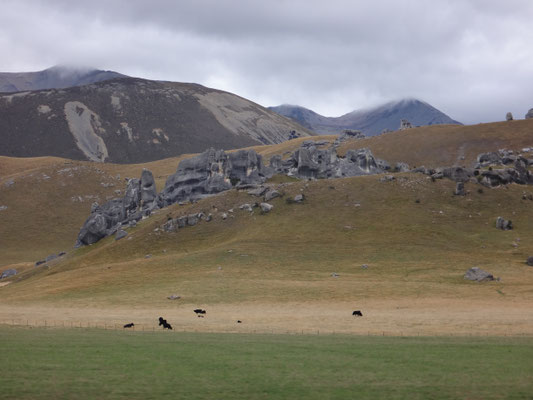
[194,91,299,145]
[64,101,109,162]
[37,105,51,114]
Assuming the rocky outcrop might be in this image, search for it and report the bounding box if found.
[77,148,270,245]
[271,142,386,180]
[0,269,16,279]
[160,148,270,206]
[333,129,365,146]
[260,203,274,213]
[395,162,410,172]
[525,108,533,119]
[464,267,495,282]
[496,217,513,230]
[399,119,412,130]
[506,112,513,121]
[454,182,465,196]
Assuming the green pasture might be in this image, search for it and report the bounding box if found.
[1,326,532,399]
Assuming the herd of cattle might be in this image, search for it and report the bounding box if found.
[123,309,363,329]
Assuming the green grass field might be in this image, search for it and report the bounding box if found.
[1,326,533,400]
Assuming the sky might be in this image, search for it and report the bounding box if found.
[1,0,533,124]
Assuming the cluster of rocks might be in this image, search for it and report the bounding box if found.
[288,130,301,140]
[76,149,270,246]
[35,252,66,267]
[75,138,533,247]
[76,139,396,245]
[413,149,533,188]
[269,143,393,180]
[162,212,212,232]
[333,130,365,146]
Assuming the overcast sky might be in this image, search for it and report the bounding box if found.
[1,0,533,124]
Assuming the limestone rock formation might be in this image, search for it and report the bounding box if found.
[76,199,127,246]
[395,162,410,172]
[464,267,495,282]
[333,129,365,146]
[525,108,533,119]
[0,269,17,279]
[496,217,513,230]
[506,112,513,121]
[260,203,274,213]
[454,182,466,196]
[160,148,269,206]
[399,119,413,130]
[77,149,273,245]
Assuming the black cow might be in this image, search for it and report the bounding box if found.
[123,323,135,328]
[352,310,363,317]
[193,309,206,317]
[158,317,173,329]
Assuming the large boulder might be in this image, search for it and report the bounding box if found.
[454,182,466,196]
[338,148,383,177]
[395,162,410,172]
[294,146,338,179]
[464,267,495,282]
[76,198,126,246]
[443,167,475,182]
[123,178,141,216]
[506,112,513,121]
[0,269,17,279]
[160,148,268,205]
[140,169,159,211]
[399,119,412,130]
[477,152,501,167]
[525,108,533,119]
[496,217,513,230]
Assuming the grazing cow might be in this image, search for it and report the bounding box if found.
[158,317,173,330]
[123,323,135,328]
[193,309,206,317]
[352,310,363,317]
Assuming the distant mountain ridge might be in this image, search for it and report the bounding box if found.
[0,76,311,163]
[0,65,126,92]
[269,99,462,135]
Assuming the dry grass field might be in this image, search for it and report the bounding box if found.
[2,120,533,336]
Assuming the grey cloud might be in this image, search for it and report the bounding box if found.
[2,0,533,123]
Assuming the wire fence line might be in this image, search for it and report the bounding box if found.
[1,319,533,338]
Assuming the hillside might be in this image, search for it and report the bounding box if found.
[0,77,312,163]
[1,119,533,335]
[0,65,126,92]
[270,98,461,135]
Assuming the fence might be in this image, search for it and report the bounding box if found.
[1,319,532,337]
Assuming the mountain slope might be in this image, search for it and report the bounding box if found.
[0,77,312,163]
[0,65,126,92]
[2,120,533,334]
[270,99,461,135]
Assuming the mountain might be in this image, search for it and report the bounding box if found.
[269,98,462,135]
[0,77,312,163]
[0,65,126,92]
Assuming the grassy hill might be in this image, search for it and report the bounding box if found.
[2,120,533,335]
